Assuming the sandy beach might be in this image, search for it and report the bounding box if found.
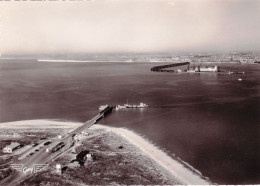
[0,120,210,185]
[0,120,82,129]
[93,124,210,185]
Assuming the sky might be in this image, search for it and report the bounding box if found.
[0,0,260,54]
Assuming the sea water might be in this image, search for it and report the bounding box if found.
[0,59,259,184]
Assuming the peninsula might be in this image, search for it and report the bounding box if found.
[0,120,210,185]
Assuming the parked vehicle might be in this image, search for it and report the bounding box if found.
[51,142,65,153]
[44,141,52,146]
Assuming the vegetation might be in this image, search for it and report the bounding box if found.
[19,129,178,185]
[0,168,12,182]
[1,128,178,185]
[20,171,74,186]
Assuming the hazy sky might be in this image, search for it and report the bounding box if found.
[1,0,260,54]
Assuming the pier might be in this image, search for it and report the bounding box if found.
[67,105,113,139]
[0,105,114,186]
[151,62,190,72]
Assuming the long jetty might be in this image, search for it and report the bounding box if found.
[0,105,114,186]
[151,62,190,72]
[66,105,113,139]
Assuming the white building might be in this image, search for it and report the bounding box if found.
[2,142,20,154]
[240,58,255,63]
[200,65,219,72]
[3,147,12,154]
[56,164,61,174]
[86,153,92,161]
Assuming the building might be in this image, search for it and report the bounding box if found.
[2,142,20,154]
[3,147,12,154]
[187,65,219,72]
[240,58,255,63]
[199,65,219,72]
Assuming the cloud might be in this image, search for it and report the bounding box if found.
[0,0,259,54]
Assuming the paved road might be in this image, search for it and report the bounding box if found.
[0,107,112,186]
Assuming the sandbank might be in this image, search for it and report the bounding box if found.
[0,120,82,129]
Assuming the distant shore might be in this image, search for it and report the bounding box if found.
[37,59,238,64]
[0,58,253,64]
[0,119,210,185]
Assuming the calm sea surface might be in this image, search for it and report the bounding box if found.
[0,59,259,184]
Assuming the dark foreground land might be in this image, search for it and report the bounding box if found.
[0,127,179,185]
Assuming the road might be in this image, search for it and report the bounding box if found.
[0,106,113,186]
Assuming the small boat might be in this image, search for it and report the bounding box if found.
[115,102,148,110]
[238,78,242,81]
[115,105,127,110]
[125,102,148,108]
[138,103,148,108]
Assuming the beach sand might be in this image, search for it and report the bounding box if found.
[0,120,82,129]
[0,119,210,184]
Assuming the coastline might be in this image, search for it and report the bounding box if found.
[0,120,82,129]
[37,59,136,63]
[0,120,210,185]
[93,124,210,185]
[1,58,253,64]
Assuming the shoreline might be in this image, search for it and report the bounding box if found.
[0,119,82,129]
[0,119,210,185]
[0,58,249,64]
[93,124,210,185]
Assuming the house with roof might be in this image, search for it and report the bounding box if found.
[2,142,20,154]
